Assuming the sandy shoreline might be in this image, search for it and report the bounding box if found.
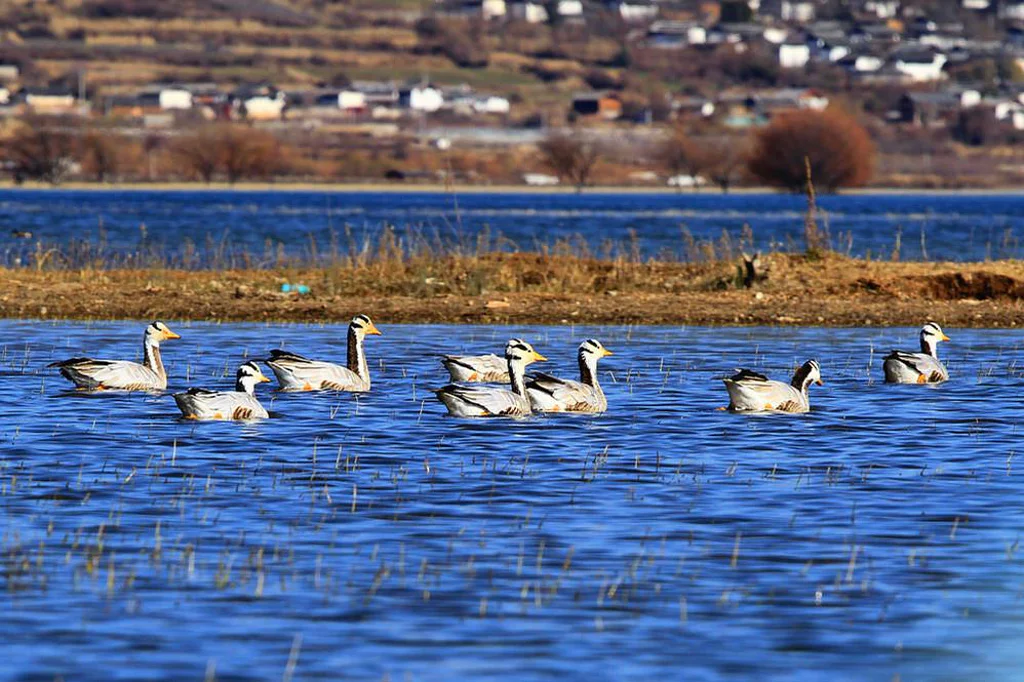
[4,253,1024,327]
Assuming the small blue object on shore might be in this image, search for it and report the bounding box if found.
[281,283,311,294]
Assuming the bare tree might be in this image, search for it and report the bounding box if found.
[220,126,280,184]
[657,125,708,191]
[704,136,748,193]
[537,130,600,192]
[171,126,220,183]
[171,125,282,184]
[5,116,78,185]
[80,129,121,182]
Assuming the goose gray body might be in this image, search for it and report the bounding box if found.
[267,314,381,392]
[173,362,271,421]
[440,353,509,383]
[436,340,546,417]
[49,321,180,391]
[526,339,612,413]
[883,323,950,384]
[723,360,822,414]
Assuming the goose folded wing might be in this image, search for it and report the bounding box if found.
[267,349,314,365]
[727,368,770,383]
[78,360,156,386]
[439,384,523,415]
[886,350,925,373]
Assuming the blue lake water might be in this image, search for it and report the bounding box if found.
[3,319,1024,680]
[1,190,1024,266]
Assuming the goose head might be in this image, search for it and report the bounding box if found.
[145,321,181,344]
[791,359,823,391]
[920,322,950,356]
[350,314,382,339]
[235,361,271,394]
[505,339,547,368]
[578,338,613,364]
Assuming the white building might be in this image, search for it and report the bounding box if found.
[158,87,193,110]
[779,43,810,69]
[893,52,947,82]
[852,55,883,72]
[473,95,511,114]
[763,26,789,44]
[781,0,815,23]
[240,91,286,120]
[1002,1,1024,19]
[508,0,548,22]
[864,0,900,18]
[608,0,659,22]
[338,90,367,111]
[24,88,77,113]
[481,0,507,19]
[556,0,584,17]
[406,84,444,112]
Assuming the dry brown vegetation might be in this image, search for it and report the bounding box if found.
[747,108,876,192]
[6,251,1024,327]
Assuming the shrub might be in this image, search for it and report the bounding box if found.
[747,108,875,192]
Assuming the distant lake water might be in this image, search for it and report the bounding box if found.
[0,189,1022,266]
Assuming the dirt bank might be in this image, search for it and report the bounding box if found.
[4,253,1024,327]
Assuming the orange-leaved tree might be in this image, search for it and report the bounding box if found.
[747,108,875,192]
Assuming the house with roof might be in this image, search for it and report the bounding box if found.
[781,0,815,23]
[439,0,507,19]
[892,48,948,82]
[863,0,900,18]
[508,0,548,22]
[897,89,979,126]
[647,20,708,48]
[1000,1,1024,20]
[555,0,585,18]
[606,0,659,22]
[232,85,287,120]
[779,42,811,68]
[401,83,444,112]
[571,91,623,119]
[22,86,79,114]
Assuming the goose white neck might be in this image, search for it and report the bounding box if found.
[236,375,259,395]
[347,327,370,385]
[578,352,600,389]
[143,336,166,383]
[920,335,939,358]
[508,358,527,396]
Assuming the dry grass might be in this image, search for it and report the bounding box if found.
[5,251,1024,326]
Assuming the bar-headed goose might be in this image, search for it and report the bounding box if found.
[440,340,523,383]
[436,339,546,417]
[526,339,612,413]
[48,321,181,391]
[883,322,950,384]
[723,359,822,413]
[173,361,271,420]
[266,314,381,392]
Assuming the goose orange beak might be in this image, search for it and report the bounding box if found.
[366,321,382,336]
[601,348,614,357]
[532,351,548,362]
[941,334,951,342]
[164,330,181,340]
